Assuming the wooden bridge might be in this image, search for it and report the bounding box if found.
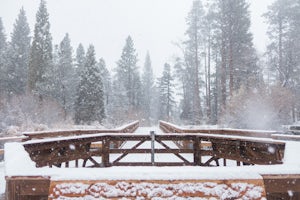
[2,121,300,199]
[23,127,285,168]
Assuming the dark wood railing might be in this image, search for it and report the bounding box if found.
[0,121,139,158]
[159,121,286,166]
[23,131,285,168]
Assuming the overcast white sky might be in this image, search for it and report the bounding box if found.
[0,0,274,76]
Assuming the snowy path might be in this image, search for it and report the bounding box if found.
[111,126,192,163]
[134,126,163,134]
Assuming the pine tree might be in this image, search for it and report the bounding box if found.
[174,57,193,122]
[28,0,53,96]
[75,43,85,73]
[209,0,259,121]
[264,0,298,88]
[0,18,7,95]
[74,44,85,93]
[6,7,31,95]
[114,36,142,118]
[264,0,300,121]
[111,78,129,124]
[54,33,75,117]
[98,58,112,114]
[181,0,206,124]
[141,52,154,124]
[158,63,175,121]
[74,45,105,124]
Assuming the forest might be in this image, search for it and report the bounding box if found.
[0,0,300,133]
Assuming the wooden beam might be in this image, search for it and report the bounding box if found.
[262,174,300,193]
[5,176,50,200]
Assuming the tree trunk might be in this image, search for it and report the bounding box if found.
[207,32,211,124]
[194,26,202,124]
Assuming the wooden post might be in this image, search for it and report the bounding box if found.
[150,131,155,166]
[6,176,50,200]
[102,138,110,167]
[193,137,201,165]
[223,158,227,166]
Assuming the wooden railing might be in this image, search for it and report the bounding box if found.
[0,121,139,159]
[159,120,276,138]
[23,131,285,168]
[159,120,286,166]
[23,120,139,140]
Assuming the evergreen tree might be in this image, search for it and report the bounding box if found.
[114,36,142,118]
[141,52,154,124]
[98,58,112,114]
[74,44,85,93]
[264,0,299,88]
[5,7,30,95]
[174,57,193,122]
[54,33,75,117]
[183,0,205,124]
[209,0,259,122]
[28,0,53,96]
[0,18,7,95]
[75,43,85,73]
[158,63,175,121]
[264,0,300,121]
[111,78,129,124]
[74,45,105,124]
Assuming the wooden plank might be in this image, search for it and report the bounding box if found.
[272,134,300,141]
[159,120,275,138]
[23,121,139,140]
[112,162,193,166]
[0,136,26,142]
[5,176,50,200]
[101,138,110,167]
[262,174,300,193]
[110,148,193,154]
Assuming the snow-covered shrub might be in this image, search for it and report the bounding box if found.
[221,85,294,129]
[0,93,67,134]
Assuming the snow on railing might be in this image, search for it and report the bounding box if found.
[23,120,139,140]
[1,121,139,158]
[159,120,277,138]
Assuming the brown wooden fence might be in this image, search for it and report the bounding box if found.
[0,121,139,159]
[159,120,276,138]
[23,132,285,168]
